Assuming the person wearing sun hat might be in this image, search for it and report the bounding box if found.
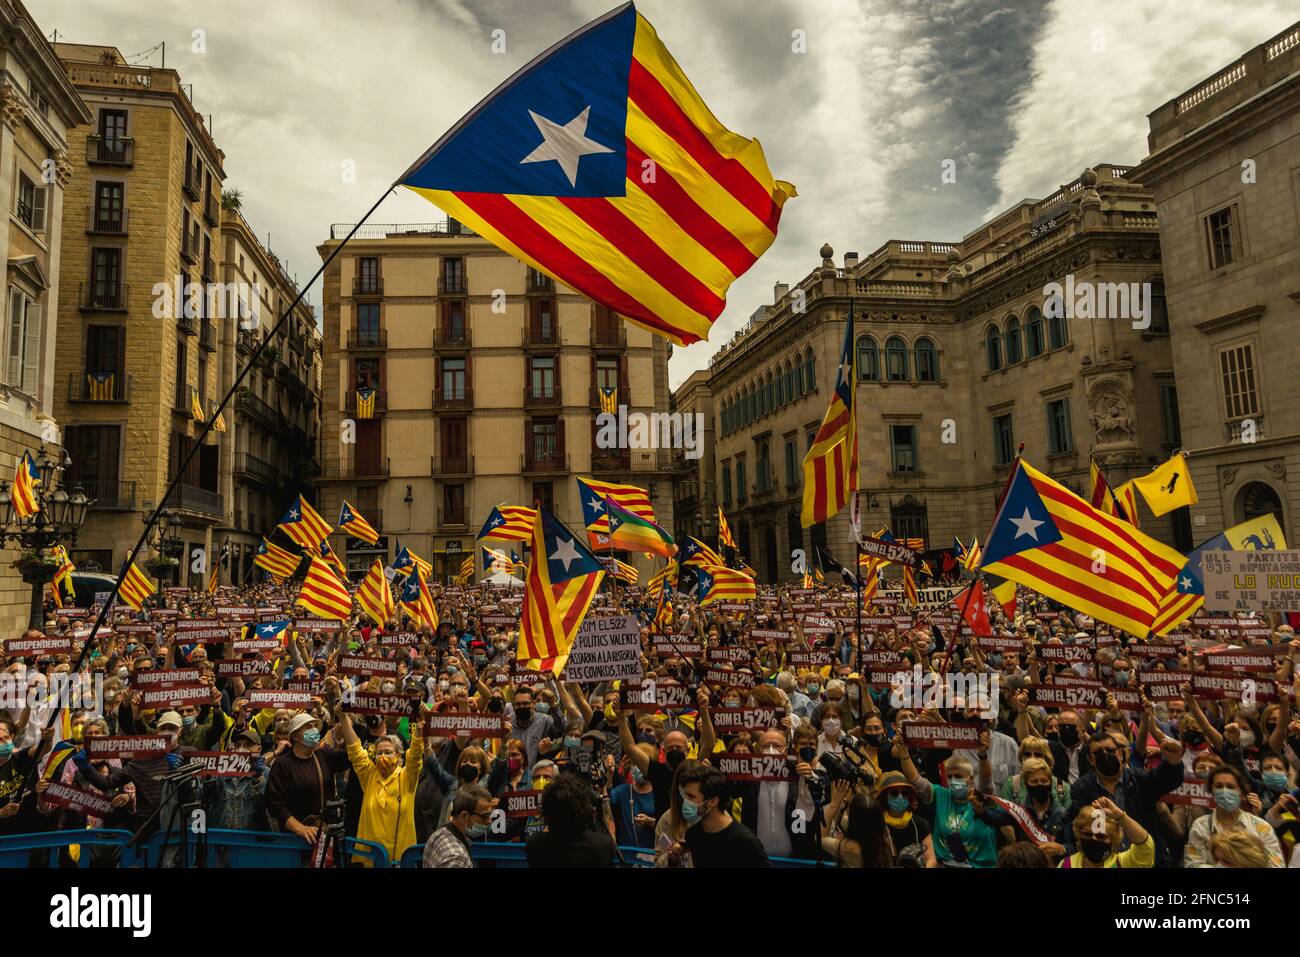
[265,712,352,846]
[874,770,932,865]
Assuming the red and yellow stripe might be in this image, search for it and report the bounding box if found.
[295,556,353,621]
[408,12,794,346]
[119,561,156,611]
[356,558,394,626]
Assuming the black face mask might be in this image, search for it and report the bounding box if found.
[1080,839,1111,864]
[798,746,816,764]
[1093,751,1121,776]
[665,749,686,770]
[1183,731,1204,747]
[514,707,532,724]
[1058,726,1080,747]
[1027,783,1053,804]
[486,698,503,714]
[1045,731,1060,744]
[458,765,480,783]
[863,733,885,748]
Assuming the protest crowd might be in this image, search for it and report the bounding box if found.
[2,558,1298,870]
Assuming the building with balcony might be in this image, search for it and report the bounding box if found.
[51,42,227,580]
[1128,21,1300,543]
[670,369,714,544]
[316,220,673,580]
[0,0,92,633]
[700,163,1180,584]
[220,206,322,583]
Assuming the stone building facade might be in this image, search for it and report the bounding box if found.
[702,164,1183,583]
[1129,21,1300,544]
[0,1,90,633]
[316,220,674,581]
[51,43,227,581]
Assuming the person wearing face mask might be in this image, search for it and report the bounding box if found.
[1065,730,1184,868]
[423,785,493,868]
[206,727,270,835]
[1153,749,1224,861]
[874,771,934,865]
[609,743,657,848]
[508,686,566,768]
[1048,710,1087,784]
[72,710,186,841]
[335,703,424,863]
[425,746,492,827]
[614,694,709,820]
[1059,797,1153,868]
[264,713,352,847]
[674,763,770,867]
[1183,764,1284,867]
[731,727,826,860]
[894,737,998,868]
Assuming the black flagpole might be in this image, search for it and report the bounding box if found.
[20,186,397,797]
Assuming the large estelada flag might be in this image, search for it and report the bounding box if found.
[118,561,156,611]
[519,506,606,674]
[980,460,1185,637]
[277,495,333,550]
[696,565,755,605]
[339,501,379,545]
[801,307,857,526]
[399,569,440,631]
[679,535,725,570]
[397,2,794,346]
[255,538,303,583]
[1151,513,1286,636]
[477,505,537,542]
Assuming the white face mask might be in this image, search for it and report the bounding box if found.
[822,718,842,736]
[1238,728,1256,749]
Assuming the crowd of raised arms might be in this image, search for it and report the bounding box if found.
[1,577,1297,869]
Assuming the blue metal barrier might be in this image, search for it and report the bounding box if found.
[0,829,138,868]
[142,829,391,868]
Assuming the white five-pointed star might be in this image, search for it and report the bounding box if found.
[588,497,605,512]
[489,516,502,526]
[519,106,614,188]
[550,536,582,572]
[836,359,851,385]
[1180,575,1193,590]
[288,508,300,521]
[1010,507,1045,540]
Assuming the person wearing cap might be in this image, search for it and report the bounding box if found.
[72,710,185,839]
[265,712,351,846]
[206,726,270,833]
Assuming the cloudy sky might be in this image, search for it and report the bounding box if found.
[41,0,1297,387]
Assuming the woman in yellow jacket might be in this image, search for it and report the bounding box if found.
[335,703,423,864]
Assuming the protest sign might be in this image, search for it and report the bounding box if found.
[86,735,170,761]
[562,614,643,683]
[1202,550,1300,613]
[900,721,982,750]
[425,712,507,738]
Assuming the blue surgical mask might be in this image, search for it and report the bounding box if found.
[949,778,970,800]
[564,735,581,750]
[631,766,645,784]
[886,793,910,813]
[805,686,820,697]
[447,665,459,675]
[0,741,13,759]
[536,702,551,715]
[467,822,488,839]
[988,654,1003,668]
[1114,670,1130,685]
[182,715,196,728]
[1212,787,1241,813]
[1261,770,1288,792]
[680,794,704,824]
[300,729,321,748]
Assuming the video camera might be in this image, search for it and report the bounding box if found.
[819,750,874,789]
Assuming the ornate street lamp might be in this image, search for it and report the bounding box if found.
[0,445,94,629]
[142,507,183,602]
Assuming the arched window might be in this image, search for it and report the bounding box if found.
[766,371,775,413]
[1025,306,1045,358]
[793,356,804,396]
[857,336,879,381]
[1049,310,1068,349]
[1149,280,1168,334]
[915,337,938,382]
[721,400,728,434]
[783,361,793,403]
[805,348,816,391]
[986,324,1002,371]
[885,336,908,382]
[1003,315,1022,364]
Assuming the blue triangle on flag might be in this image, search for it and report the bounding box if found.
[981,467,1063,566]
[539,507,604,582]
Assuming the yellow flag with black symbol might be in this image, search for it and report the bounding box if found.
[1132,453,1197,516]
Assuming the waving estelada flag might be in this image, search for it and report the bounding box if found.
[717,506,736,549]
[1088,459,1129,522]
[277,495,333,550]
[339,501,379,545]
[396,2,794,347]
[399,569,440,631]
[255,538,302,583]
[11,450,39,518]
[519,506,606,674]
[980,460,1185,637]
[1151,513,1285,636]
[696,565,755,605]
[679,536,725,570]
[477,505,537,542]
[393,543,433,581]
